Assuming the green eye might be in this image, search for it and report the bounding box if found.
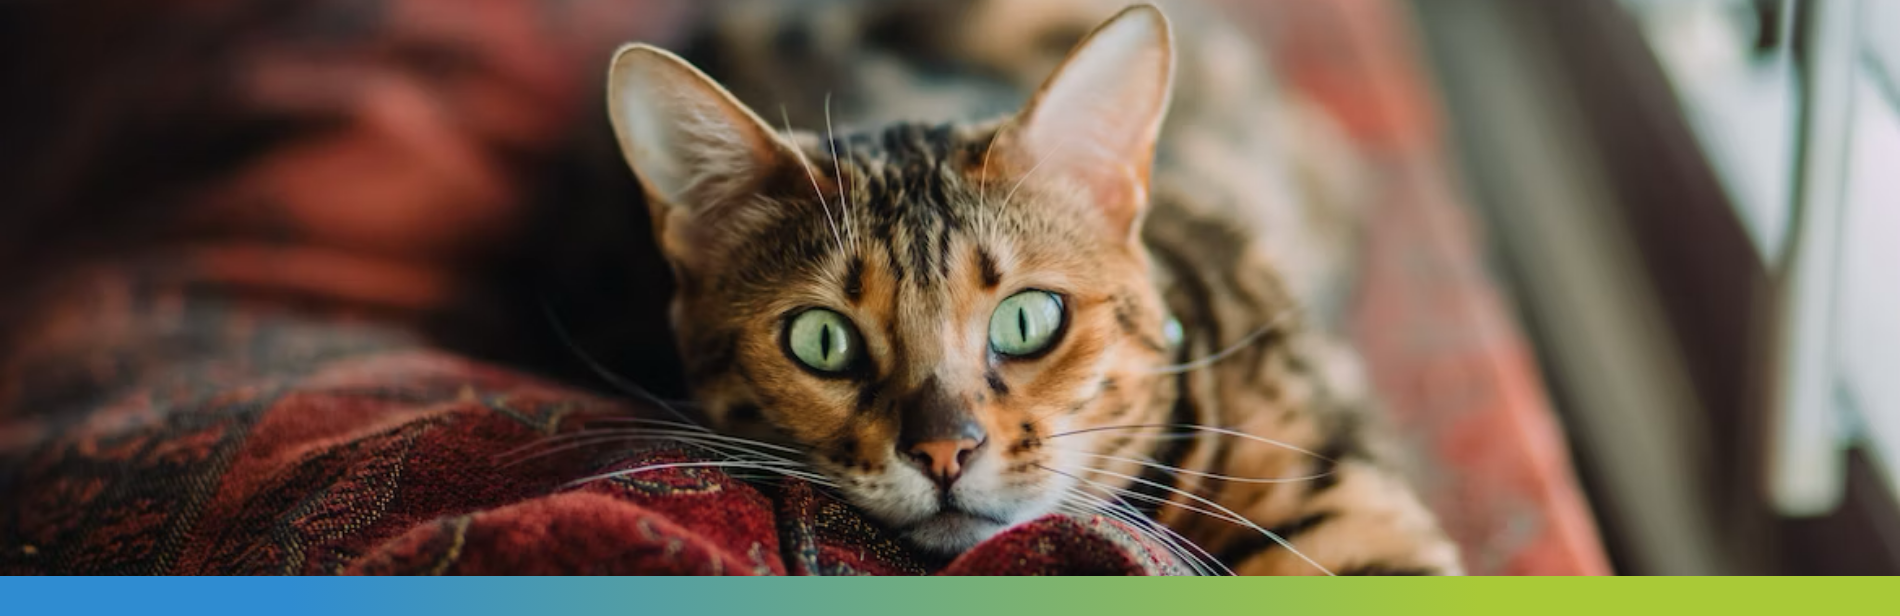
[787,309,862,373]
[989,290,1065,357]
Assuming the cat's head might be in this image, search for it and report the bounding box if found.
[607,5,1176,553]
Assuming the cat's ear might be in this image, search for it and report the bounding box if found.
[607,44,798,259]
[998,5,1174,242]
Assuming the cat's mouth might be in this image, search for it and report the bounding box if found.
[899,505,1017,554]
[913,506,1011,528]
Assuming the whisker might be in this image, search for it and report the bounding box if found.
[503,437,701,467]
[1064,494,1223,574]
[1024,371,1125,429]
[579,416,715,432]
[537,297,705,429]
[1053,500,1208,576]
[493,431,645,462]
[1045,423,1328,461]
[1143,311,1294,375]
[823,92,856,248]
[1108,502,1233,576]
[1053,450,1334,485]
[567,461,838,489]
[780,104,845,253]
[497,432,806,468]
[1001,137,1066,208]
[1044,465,1251,528]
[494,428,720,458]
[561,423,806,455]
[1056,479,1231,574]
[724,472,840,490]
[977,117,1016,210]
[1060,489,1231,576]
[1046,463,1335,575]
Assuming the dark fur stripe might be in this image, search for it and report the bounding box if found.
[844,256,865,301]
[1127,372,1198,518]
[984,370,1009,396]
[1213,510,1336,567]
[1114,296,1168,353]
[976,246,1002,288]
[1307,414,1368,494]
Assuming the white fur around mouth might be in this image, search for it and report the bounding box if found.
[902,510,1014,554]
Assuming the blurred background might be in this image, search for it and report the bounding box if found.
[0,0,1894,575]
[1412,0,1900,574]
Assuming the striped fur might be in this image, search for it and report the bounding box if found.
[608,1,1461,574]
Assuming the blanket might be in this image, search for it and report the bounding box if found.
[0,284,1173,574]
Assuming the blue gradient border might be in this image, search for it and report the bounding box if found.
[6,576,1876,616]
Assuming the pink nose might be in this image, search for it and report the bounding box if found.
[906,439,982,488]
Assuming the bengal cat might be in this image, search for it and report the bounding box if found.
[601,1,1462,575]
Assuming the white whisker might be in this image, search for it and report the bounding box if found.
[1061,489,1232,576]
[1001,137,1066,208]
[1047,463,1334,575]
[1053,478,1242,576]
[537,297,704,429]
[562,424,806,455]
[977,118,1016,210]
[823,92,856,248]
[497,432,806,468]
[498,427,780,456]
[580,416,714,433]
[567,460,837,489]
[1143,310,1294,375]
[780,104,845,252]
[1046,423,1327,461]
[1060,490,1222,576]
[1044,465,1251,528]
[1056,449,1334,485]
[1053,499,1209,576]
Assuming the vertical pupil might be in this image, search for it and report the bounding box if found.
[1018,306,1028,342]
[820,323,832,359]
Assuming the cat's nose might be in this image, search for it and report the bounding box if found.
[898,376,989,488]
[899,418,988,489]
[905,438,984,488]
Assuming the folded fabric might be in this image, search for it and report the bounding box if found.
[0,295,1176,575]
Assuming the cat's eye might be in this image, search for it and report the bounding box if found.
[786,309,862,374]
[989,290,1065,358]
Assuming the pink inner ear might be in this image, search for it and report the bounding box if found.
[1006,7,1173,238]
[611,45,828,271]
[610,46,795,212]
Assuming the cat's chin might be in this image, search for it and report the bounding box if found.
[901,511,1013,555]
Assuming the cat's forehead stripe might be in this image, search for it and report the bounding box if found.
[836,122,971,288]
[844,256,865,303]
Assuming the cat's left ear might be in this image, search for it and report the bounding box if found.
[607,44,804,270]
[997,4,1175,242]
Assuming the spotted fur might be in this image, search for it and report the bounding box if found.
[607,1,1461,574]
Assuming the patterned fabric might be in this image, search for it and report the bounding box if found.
[0,0,1608,575]
[0,279,1174,574]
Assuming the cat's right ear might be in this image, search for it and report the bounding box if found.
[607,45,797,262]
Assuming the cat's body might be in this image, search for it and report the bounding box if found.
[607,1,1461,574]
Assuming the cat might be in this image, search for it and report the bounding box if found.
[603,2,1462,575]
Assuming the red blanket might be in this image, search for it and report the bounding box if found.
[0,281,1176,575]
